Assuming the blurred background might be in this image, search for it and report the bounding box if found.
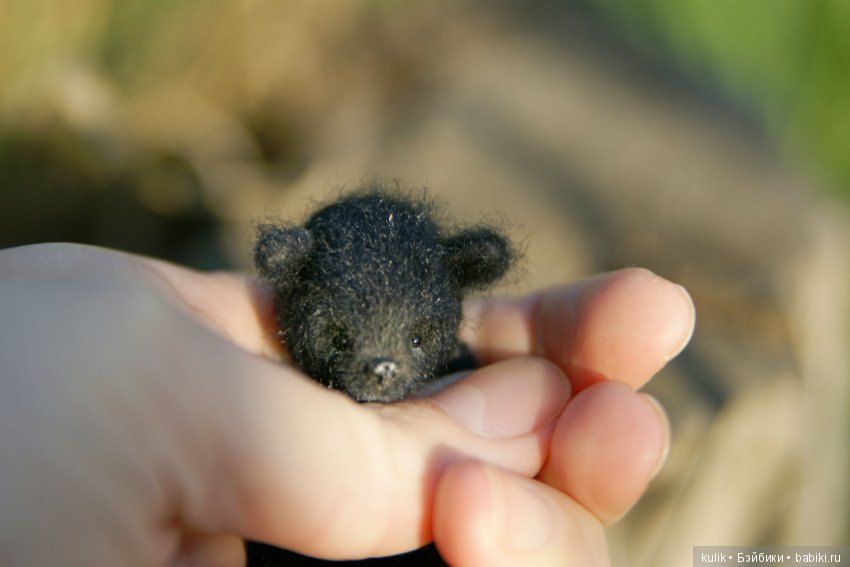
[1,1,847,564]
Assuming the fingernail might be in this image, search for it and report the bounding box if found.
[429,358,570,438]
[487,470,555,552]
[639,393,671,479]
[662,283,696,363]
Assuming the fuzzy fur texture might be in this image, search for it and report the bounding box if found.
[254,186,516,403]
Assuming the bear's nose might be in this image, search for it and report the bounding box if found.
[369,358,398,383]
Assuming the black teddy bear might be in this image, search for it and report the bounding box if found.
[248,185,518,565]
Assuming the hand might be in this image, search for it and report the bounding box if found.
[438,270,694,565]
[0,243,694,566]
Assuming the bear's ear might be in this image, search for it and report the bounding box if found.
[254,224,313,288]
[442,227,514,290]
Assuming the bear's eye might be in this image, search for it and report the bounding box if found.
[328,324,353,352]
[410,319,435,350]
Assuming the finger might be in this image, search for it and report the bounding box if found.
[462,267,695,391]
[426,357,570,438]
[433,461,610,567]
[160,330,572,560]
[122,252,280,357]
[2,243,281,356]
[538,381,670,524]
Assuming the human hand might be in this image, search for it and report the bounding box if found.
[435,269,695,565]
[0,243,693,566]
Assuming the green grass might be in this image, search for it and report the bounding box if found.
[592,0,850,199]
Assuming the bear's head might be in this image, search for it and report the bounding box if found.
[254,189,515,402]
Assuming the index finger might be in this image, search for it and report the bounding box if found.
[134,260,280,355]
[4,243,282,357]
[460,268,695,391]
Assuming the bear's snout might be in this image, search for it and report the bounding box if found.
[367,358,399,383]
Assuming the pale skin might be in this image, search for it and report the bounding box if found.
[0,243,695,566]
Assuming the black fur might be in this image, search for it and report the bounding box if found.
[255,187,516,403]
[250,185,517,564]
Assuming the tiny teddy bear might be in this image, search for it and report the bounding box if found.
[253,185,517,403]
[247,184,517,566]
